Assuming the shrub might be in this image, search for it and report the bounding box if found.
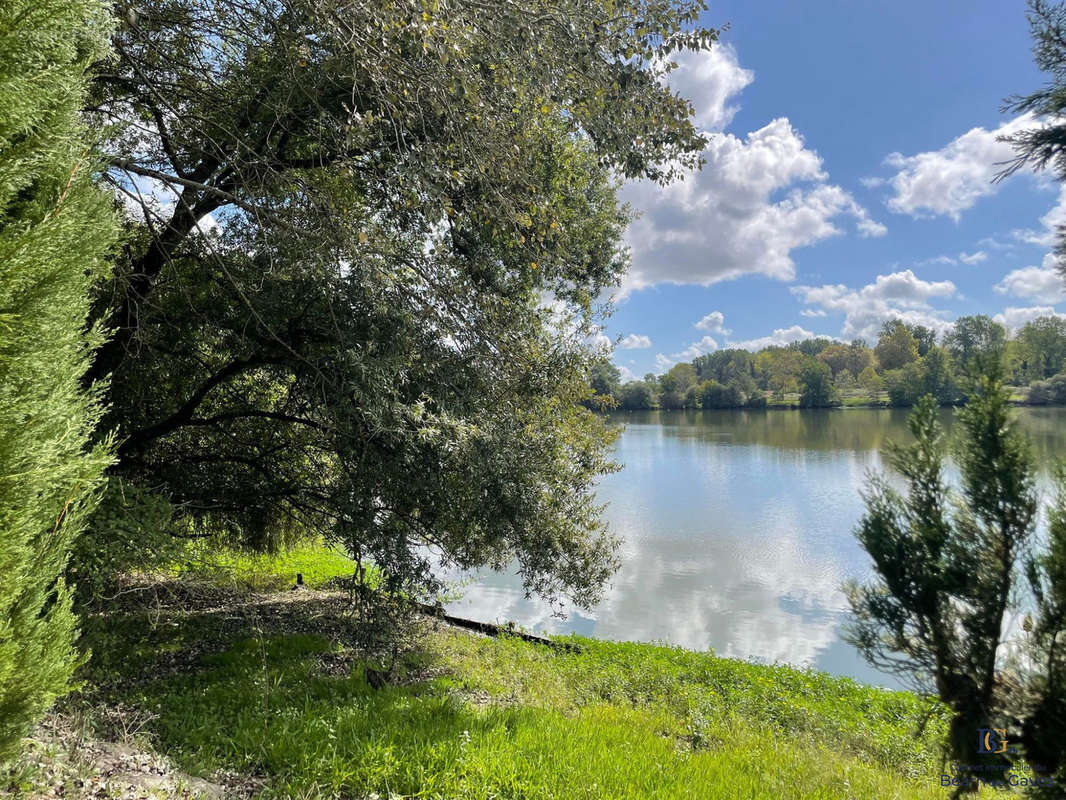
[0,0,117,763]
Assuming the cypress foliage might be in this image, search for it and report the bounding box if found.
[0,0,116,762]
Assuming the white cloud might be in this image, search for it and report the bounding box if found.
[859,176,886,188]
[792,269,957,340]
[654,334,721,372]
[619,333,653,349]
[667,46,754,133]
[654,353,677,372]
[728,325,817,352]
[995,256,1065,301]
[1013,184,1066,246]
[623,119,885,292]
[994,306,1066,331]
[695,311,729,334]
[620,47,883,295]
[616,364,639,382]
[958,250,987,265]
[800,309,827,318]
[883,113,1036,220]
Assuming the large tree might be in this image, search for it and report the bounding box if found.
[943,315,1006,378]
[874,319,919,372]
[0,0,117,762]
[87,0,718,611]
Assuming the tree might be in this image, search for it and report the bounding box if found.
[858,365,884,393]
[659,363,697,409]
[0,0,117,762]
[1028,373,1066,404]
[818,342,872,378]
[790,337,834,357]
[943,315,1007,378]
[920,346,958,403]
[798,361,837,407]
[698,379,743,409]
[755,347,808,394]
[875,320,919,371]
[587,360,621,409]
[86,0,719,615]
[1017,315,1066,379]
[618,381,658,410]
[908,324,937,358]
[846,383,1045,788]
[693,349,756,389]
[1021,466,1066,785]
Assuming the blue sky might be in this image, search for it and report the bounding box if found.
[605,0,1066,379]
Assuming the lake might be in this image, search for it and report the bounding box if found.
[444,407,1066,686]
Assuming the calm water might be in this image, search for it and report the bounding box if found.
[444,407,1066,686]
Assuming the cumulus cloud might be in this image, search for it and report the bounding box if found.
[800,309,827,318]
[619,48,883,295]
[792,269,957,340]
[994,306,1066,331]
[1014,184,1066,247]
[882,113,1036,220]
[619,333,653,349]
[667,46,754,133]
[728,325,817,352]
[654,334,720,372]
[695,311,729,334]
[995,255,1065,301]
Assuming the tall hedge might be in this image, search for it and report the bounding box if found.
[0,0,116,762]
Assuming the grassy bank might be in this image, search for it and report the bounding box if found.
[7,548,979,799]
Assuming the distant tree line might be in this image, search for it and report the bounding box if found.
[588,314,1066,411]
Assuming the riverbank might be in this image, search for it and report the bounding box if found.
[4,549,976,799]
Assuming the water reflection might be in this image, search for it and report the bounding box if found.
[444,407,1066,686]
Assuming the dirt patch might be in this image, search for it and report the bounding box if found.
[4,710,249,799]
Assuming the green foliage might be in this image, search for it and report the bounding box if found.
[698,379,744,409]
[1016,316,1066,380]
[84,0,723,622]
[586,360,622,411]
[859,365,885,393]
[798,360,837,408]
[943,315,1007,379]
[818,342,872,378]
[1021,467,1066,782]
[883,349,958,407]
[618,380,659,410]
[845,382,1066,785]
[0,0,117,764]
[875,320,920,372]
[68,479,185,603]
[659,363,697,409]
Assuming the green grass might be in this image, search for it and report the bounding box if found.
[87,620,972,799]
[175,540,360,591]
[65,544,992,799]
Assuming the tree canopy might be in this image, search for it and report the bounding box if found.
[86,0,720,610]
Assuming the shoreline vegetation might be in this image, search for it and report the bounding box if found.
[604,387,1038,410]
[589,317,1066,412]
[4,545,994,799]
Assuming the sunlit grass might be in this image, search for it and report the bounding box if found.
[71,544,992,798]
[103,625,973,798]
[174,540,359,590]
